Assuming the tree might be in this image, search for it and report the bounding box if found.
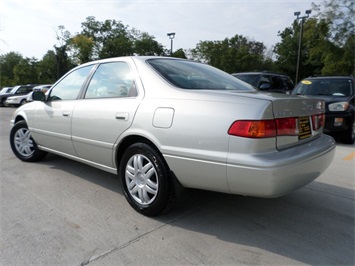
[132,31,164,56]
[172,48,187,59]
[312,0,355,75]
[0,52,24,86]
[69,35,94,64]
[13,57,39,84]
[274,18,332,80]
[190,34,268,73]
[98,19,134,58]
[54,26,74,79]
[71,17,166,60]
[37,50,58,83]
[274,14,354,79]
[321,35,355,75]
[312,0,354,46]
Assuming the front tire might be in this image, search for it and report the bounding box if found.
[119,142,174,216]
[0,98,6,107]
[339,116,355,144]
[10,120,48,162]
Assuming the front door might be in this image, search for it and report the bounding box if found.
[31,65,95,155]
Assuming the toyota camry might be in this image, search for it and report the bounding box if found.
[10,56,336,216]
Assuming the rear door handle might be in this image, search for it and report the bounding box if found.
[62,111,71,117]
[115,112,129,121]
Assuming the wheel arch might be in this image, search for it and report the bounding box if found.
[13,114,26,125]
[115,135,163,171]
[115,134,187,216]
[115,134,186,192]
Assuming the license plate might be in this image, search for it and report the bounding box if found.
[298,116,312,140]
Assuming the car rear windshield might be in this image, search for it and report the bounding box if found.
[294,78,353,96]
[147,59,255,91]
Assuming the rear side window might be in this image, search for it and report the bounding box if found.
[49,65,94,101]
[85,62,137,99]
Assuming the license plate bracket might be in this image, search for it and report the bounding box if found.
[298,116,312,140]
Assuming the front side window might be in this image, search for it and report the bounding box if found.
[281,77,294,90]
[234,74,259,87]
[85,62,136,99]
[259,75,272,87]
[269,76,283,89]
[16,87,29,94]
[49,65,94,101]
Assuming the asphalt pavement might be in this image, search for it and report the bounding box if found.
[0,107,354,266]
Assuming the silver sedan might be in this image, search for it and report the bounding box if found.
[9,56,336,216]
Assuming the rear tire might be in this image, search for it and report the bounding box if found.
[10,120,48,162]
[119,142,175,216]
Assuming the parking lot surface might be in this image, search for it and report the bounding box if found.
[0,107,354,265]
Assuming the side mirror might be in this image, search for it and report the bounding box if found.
[32,91,46,101]
[259,83,270,90]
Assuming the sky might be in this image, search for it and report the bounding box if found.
[0,0,318,59]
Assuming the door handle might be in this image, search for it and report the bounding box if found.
[115,112,129,120]
[62,111,71,117]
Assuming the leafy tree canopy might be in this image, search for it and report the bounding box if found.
[190,35,269,73]
[67,16,165,63]
[312,0,354,46]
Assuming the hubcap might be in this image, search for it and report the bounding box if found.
[125,154,158,205]
[14,128,34,157]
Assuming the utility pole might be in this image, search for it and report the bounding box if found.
[294,10,311,84]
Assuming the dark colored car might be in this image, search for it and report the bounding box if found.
[291,76,354,144]
[232,72,294,93]
[0,84,37,107]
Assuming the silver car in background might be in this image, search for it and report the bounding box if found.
[10,56,335,216]
[5,92,32,107]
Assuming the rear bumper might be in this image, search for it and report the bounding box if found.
[227,134,336,197]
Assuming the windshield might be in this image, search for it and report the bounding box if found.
[293,79,353,96]
[10,86,20,94]
[147,59,255,91]
[0,88,12,94]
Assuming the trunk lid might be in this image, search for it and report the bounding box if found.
[231,91,326,149]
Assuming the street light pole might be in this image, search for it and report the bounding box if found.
[294,10,311,84]
[167,32,175,56]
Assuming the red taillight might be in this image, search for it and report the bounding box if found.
[229,115,324,139]
[312,114,325,130]
[275,117,298,136]
[229,117,299,138]
[228,120,276,138]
